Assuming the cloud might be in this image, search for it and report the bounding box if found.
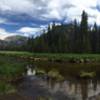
[0,0,99,23]
[0,0,99,37]
[0,28,18,40]
[0,0,74,21]
[18,27,38,33]
[0,26,43,40]
[0,0,33,14]
[17,26,45,37]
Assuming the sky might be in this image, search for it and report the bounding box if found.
[0,0,100,39]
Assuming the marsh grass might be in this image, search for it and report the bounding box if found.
[0,57,27,81]
[0,55,27,94]
[0,81,16,94]
[0,51,100,62]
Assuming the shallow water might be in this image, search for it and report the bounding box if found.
[1,61,100,100]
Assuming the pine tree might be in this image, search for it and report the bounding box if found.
[91,23,98,53]
[80,11,91,53]
[73,19,80,52]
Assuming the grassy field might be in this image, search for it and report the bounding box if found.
[0,51,100,62]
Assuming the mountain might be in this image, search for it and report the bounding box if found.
[5,35,28,44]
[0,35,28,51]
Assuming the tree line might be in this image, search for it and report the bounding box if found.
[2,11,99,53]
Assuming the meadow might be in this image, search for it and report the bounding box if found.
[0,51,100,63]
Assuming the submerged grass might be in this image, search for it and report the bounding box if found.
[0,81,16,94]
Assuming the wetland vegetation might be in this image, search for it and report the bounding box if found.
[0,53,100,100]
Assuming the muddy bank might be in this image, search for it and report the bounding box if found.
[0,94,29,100]
[19,56,99,64]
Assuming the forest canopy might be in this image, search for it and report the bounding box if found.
[26,11,100,53]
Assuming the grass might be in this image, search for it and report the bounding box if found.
[0,55,27,94]
[0,56,27,81]
[48,68,64,81]
[79,71,96,78]
[0,51,100,61]
[0,81,16,94]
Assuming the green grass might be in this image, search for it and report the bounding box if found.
[0,55,27,94]
[79,71,96,78]
[0,55,27,81]
[0,81,16,94]
[0,51,100,61]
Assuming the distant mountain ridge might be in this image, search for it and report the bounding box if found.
[5,35,28,42]
[0,35,28,50]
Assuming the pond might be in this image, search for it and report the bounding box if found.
[0,58,100,100]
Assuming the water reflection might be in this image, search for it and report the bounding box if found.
[46,78,100,100]
[25,62,100,100]
[26,64,36,76]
